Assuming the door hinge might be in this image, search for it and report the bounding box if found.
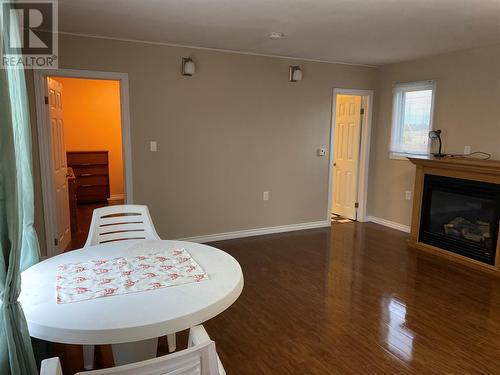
[44,96,49,105]
[54,237,58,246]
[354,202,359,208]
[360,108,365,115]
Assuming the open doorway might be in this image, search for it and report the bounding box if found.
[327,89,373,224]
[34,69,133,257]
[50,76,124,251]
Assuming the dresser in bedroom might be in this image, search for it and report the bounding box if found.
[67,151,110,203]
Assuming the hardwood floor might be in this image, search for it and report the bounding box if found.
[54,222,500,374]
[205,222,500,374]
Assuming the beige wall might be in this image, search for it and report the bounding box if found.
[29,34,377,254]
[368,44,500,226]
[29,35,500,256]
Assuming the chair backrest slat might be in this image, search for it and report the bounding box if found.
[98,223,149,234]
[97,231,147,244]
[84,205,160,247]
[74,341,220,375]
[99,215,144,226]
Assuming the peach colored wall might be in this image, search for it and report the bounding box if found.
[55,77,124,198]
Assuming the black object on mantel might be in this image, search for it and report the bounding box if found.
[429,129,446,158]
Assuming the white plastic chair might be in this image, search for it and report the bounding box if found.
[82,205,175,370]
[40,326,226,375]
[84,204,160,247]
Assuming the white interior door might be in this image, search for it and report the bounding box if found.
[332,95,362,220]
[48,77,71,251]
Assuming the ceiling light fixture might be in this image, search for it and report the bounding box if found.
[269,32,285,39]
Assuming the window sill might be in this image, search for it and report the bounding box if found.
[389,153,421,161]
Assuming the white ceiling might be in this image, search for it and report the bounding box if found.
[58,0,500,66]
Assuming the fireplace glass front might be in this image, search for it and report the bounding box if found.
[419,174,500,265]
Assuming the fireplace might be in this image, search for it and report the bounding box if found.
[419,175,500,265]
[408,157,500,274]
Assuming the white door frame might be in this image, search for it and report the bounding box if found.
[327,88,374,222]
[34,68,134,257]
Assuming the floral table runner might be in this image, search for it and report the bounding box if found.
[56,248,208,304]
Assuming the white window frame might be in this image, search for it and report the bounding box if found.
[390,80,436,160]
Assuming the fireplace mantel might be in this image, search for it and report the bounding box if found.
[408,156,500,176]
[408,156,500,275]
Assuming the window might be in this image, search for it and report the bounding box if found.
[390,80,436,158]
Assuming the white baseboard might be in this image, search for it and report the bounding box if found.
[108,194,125,201]
[366,216,410,233]
[177,220,331,243]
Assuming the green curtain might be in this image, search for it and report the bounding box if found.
[0,6,41,374]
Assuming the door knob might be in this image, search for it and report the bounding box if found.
[333,163,337,167]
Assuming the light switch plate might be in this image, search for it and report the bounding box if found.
[263,191,269,201]
[317,148,326,157]
[464,145,471,155]
[150,141,157,152]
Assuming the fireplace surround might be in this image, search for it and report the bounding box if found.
[408,157,500,275]
[419,174,499,265]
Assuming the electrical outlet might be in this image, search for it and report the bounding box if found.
[405,191,412,201]
[464,145,471,155]
[263,191,269,201]
[150,141,157,152]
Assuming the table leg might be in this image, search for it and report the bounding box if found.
[111,338,159,366]
[83,345,95,370]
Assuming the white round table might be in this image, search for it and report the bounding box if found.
[20,240,243,364]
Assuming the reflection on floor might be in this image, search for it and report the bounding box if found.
[65,199,124,252]
[53,222,500,374]
[331,213,353,223]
